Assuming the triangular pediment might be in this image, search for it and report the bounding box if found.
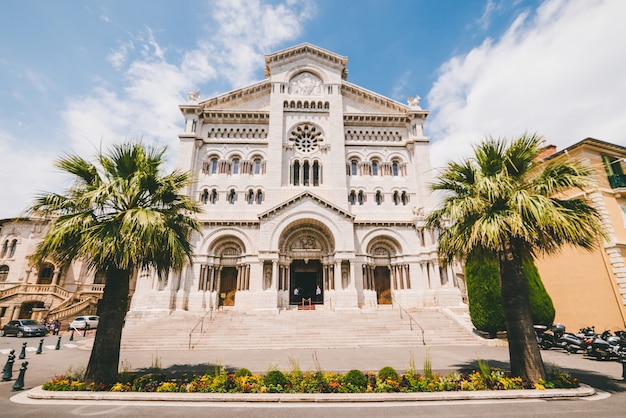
[264,43,348,79]
[258,191,354,221]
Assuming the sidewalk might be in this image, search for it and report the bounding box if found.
[3,334,624,404]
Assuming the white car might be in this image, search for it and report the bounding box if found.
[69,315,99,330]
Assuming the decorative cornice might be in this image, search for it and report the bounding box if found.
[201,111,270,125]
[179,81,271,114]
[259,191,355,221]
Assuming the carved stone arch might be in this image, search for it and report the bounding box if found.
[278,220,335,257]
[208,236,246,265]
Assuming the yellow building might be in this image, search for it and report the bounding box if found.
[537,138,626,332]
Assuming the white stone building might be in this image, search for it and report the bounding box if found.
[128,44,465,316]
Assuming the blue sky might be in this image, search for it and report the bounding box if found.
[1,0,625,218]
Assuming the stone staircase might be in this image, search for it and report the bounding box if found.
[121,306,486,351]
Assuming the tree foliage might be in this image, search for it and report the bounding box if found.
[29,142,201,385]
[427,133,605,382]
[465,253,555,337]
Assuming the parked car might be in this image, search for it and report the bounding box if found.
[1,319,48,337]
[69,316,99,330]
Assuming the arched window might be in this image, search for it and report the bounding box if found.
[293,161,300,185]
[358,191,364,205]
[200,189,209,204]
[348,191,356,205]
[392,161,399,176]
[209,189,218,204]
[393,191,400,205]
[375,191,383,205]
[210,158,218,174]
[8,240,17,258]
[0,240,7,258]
[38,263,54,285]
[303,161,310,186]
[248,189,255,204]
[350,160,358,176]
[0,265,8,282]
[232,158,240,174]
[228,189,236,204]
[401,191,408,205]
[313,161,320,186]
[256,190,263,204]
[371,160,379,176]
[254,158,262,175]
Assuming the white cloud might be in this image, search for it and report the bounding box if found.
[61,0,314,176]
[0,130,62,217]
[427,0,626,170]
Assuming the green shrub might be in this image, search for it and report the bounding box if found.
[524,261,555,326]
[234,368,252,378]
[342,369,367,391]
[465,252,506,338]
[378,366,399,382]
[264,370,287,387]
[465,252,555,336]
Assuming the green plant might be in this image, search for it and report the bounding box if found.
[378,366,399,382]
[423,349,432,379]
[465,252,556,337]
[264,370,288,388]
[342,369,367,392]
[234,368,252,378]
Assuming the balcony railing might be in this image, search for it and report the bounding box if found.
[608,174,626,189]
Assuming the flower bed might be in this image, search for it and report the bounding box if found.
[42,362,578,393]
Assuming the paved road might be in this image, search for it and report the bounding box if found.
[1,333,626,417]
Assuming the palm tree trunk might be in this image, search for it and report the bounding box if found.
[498,243,546,383]
[84,266,131,385]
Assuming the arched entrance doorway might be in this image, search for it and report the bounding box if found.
[278,220,335,307]
[201,236,250,308]
[364,236,403,306]
[290,259,323,305]
[374,266,392,305]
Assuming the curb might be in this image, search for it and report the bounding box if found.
[24,384,596,403]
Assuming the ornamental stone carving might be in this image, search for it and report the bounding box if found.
[290,72,322,96]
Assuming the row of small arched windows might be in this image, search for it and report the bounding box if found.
[0,240,17,258]
[347,159,406,177]
[349,190,409,206]
[283,100,330,110]
[291,159,321,186]
[202,156,265,176]
[200,188,265,205]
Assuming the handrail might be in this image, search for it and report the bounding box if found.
[392,300,425,345]
[188,307,215,350]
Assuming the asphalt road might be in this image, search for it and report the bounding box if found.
[1,333,626,417]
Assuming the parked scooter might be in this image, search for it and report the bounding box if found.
[588,330,626,360]
[536,324,589,353]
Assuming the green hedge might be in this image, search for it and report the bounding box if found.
[465,253,555,337]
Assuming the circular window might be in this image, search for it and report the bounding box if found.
[290,124,322,153]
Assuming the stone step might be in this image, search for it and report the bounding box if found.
[121,307,484,350]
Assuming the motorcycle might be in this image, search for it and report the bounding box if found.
[536,324,589,353]
[588,330,626,360]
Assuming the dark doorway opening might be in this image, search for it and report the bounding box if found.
[290,259,323,305]
[374,266,392,305]
[219,267,237,306]
[19,301,44,319]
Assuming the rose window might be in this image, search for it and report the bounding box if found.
[290,124,323,153]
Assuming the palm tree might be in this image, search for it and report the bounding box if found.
[426,134,605,382]
[29,142,201,385]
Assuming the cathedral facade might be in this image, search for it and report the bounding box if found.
[128,44,465,316]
